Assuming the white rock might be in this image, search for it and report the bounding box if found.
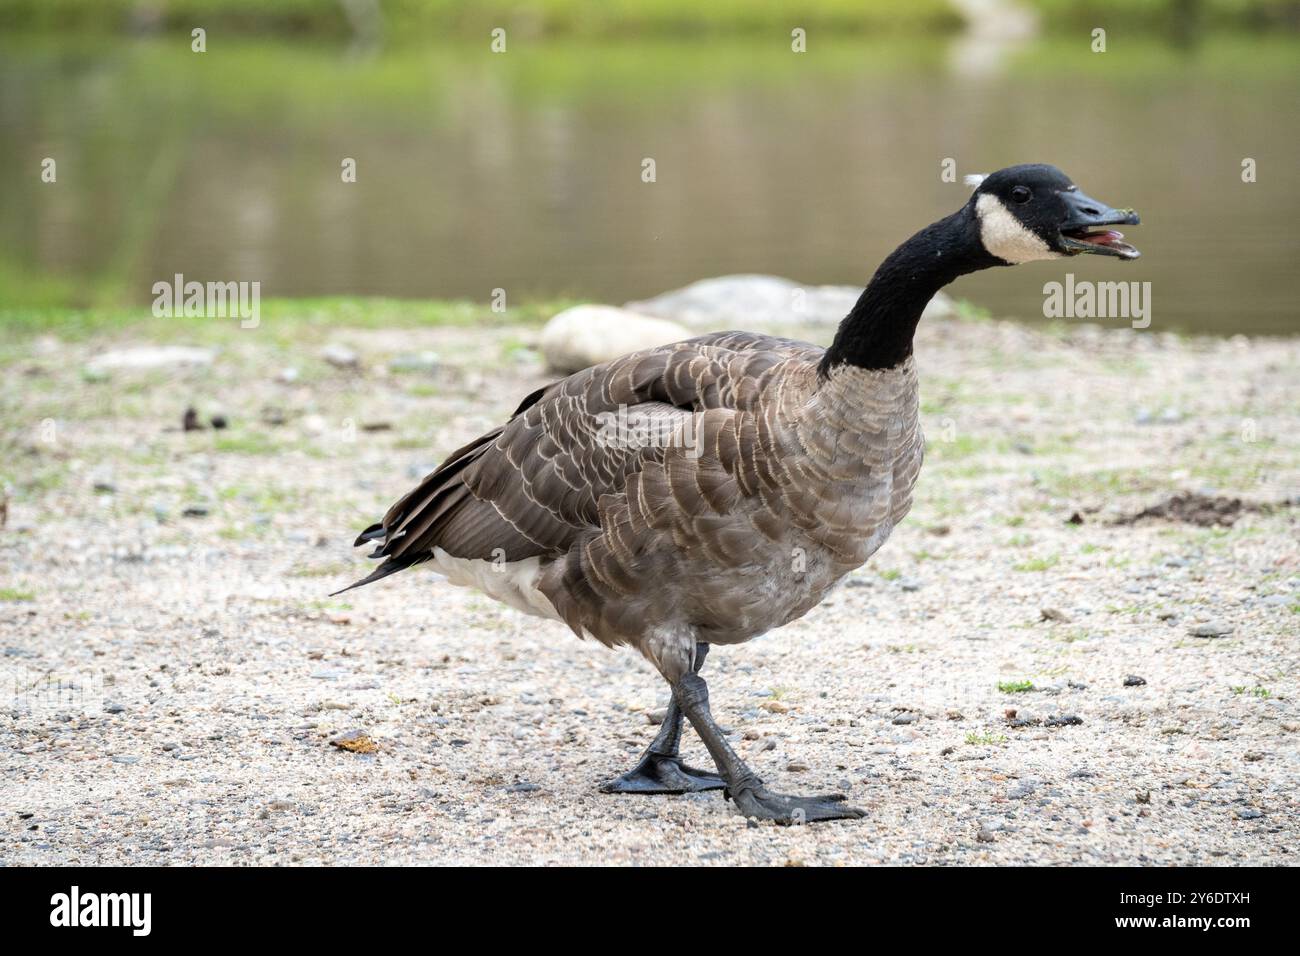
[85,346,215,372]
[539,305,689,373]
[625,274,956,330]
[321,344,360,369]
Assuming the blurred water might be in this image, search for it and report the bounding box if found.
[1,34,1298,334]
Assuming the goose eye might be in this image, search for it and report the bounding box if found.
[1010,185,1032,204]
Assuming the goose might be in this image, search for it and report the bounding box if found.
[339,164,1140,823]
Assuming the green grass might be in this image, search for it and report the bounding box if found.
[0,296,572,341]
[998,680,1034,694]
[288,561,353,578]
[965,730,1008,746]
[0,588,36,602]
[1013,555,1059,572]
[1230,685,1272,699]
[2,2,1290,37]
[0,0,960,38]
[213,430,283,456]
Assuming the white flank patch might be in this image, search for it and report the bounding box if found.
[963,173,987,188]
[975,193,1060,264]
[430,548,561,620]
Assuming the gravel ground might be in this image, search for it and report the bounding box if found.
[2,311,1298,865]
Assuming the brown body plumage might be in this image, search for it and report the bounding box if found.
[348,331,920,683]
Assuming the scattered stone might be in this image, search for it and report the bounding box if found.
[1136,790,1151,804]
[625,274,955,329]
[1007,779,1039,800]
[1046,715,1083,727]
[891,712,918,725]
[1236,808,1263,820]
[899,577,923,592]
[1188,621,1232,639]
[181,505,209,518]
[275,367,299,384]
[182,407,203,432]
[321,344,360,369]
[503,782,541,794]
[1067,511,1084,525]
[86,346,215,373]
[329,730,378,754]
[209,414,228,430]
[538,305,689,374]
[360,421,393,432]
[1040,607,1071,623]
[786,761,808,772]
[759,700,789,714]
[976,827,998,843]
[1123,675,1147,687]
[645,709,667,726]
[104,702,125,714]
[261,406,287,426]
[388,351,440,374]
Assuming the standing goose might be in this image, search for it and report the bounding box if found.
[340,164,1140,823]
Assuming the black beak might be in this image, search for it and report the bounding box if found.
[1059,189,1141,260]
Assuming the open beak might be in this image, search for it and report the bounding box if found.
[1059,189,1141,260]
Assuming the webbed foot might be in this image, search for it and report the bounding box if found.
[726,780,866,824]
[601,753,727,795]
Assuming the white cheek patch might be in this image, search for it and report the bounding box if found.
[976,193,1061,264]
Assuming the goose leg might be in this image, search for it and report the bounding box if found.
[674,672,866,825]
[601,643,725,795]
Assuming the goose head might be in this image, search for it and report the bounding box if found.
[966,164,1141,263]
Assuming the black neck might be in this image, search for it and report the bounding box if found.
[820,204,1003,375]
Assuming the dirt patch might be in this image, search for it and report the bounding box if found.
[1115,492,1273,528]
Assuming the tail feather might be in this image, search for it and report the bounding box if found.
[353,522,386,547]
[329,556,418,597]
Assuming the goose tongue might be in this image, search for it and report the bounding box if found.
[1076,229,1126,247]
